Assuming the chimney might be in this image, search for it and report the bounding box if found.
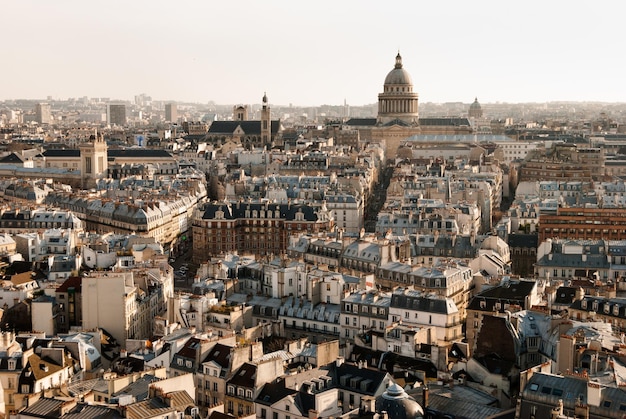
[587,382,602,407]
[575,398,589,419]
[551,399,564,419]
[575,287,585,301]
[360,396,376,413]
[422,386,429,408]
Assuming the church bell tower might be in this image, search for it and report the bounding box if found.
[260,92,271,147]
[80,129,108,189]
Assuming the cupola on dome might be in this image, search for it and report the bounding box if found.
[384,53,413,85]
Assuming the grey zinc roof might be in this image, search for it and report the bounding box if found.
[112,374,161,401]
[414,391,503,419]
[342,291,391,307]
[201,201,322,222]
[391,288,458,315]
[521,372,626,418]
[535,252,609,269]
[468,279,537,311]
[19,397,64,416]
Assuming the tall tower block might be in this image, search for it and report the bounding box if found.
[80,131,108,189]
[261,92,271,147]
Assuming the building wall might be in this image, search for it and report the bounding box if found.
[82,272,137,347]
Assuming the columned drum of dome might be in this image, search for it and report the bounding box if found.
[377,53,420,126]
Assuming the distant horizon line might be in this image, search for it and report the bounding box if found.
[2,98,626,108]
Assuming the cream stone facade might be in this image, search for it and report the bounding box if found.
[377,53,420,125]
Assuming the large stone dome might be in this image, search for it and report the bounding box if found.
[469,97,483,118]
[384,53,413,85]
[375,382,424,419]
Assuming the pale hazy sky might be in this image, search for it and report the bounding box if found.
[3,0,624,106]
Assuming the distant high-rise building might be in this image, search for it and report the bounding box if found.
[107,103,127,126]
[35,103,51,124]
[165,103,178,123]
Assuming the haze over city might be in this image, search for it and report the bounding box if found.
[4,0,625,106]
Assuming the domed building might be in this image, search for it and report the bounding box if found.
[468,97,483,118]
[374,382,424,419]
[377,53,419,126]
[344,52,474,160]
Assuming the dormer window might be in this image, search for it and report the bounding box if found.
[8,359,16,370]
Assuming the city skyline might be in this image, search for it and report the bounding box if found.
[4,0,625,107]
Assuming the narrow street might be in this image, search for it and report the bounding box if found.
[365,166,394,232]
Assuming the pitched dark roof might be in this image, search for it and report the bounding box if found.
[208,412,238,419]
[467,280,536,311]
[56,275,82,293]
[520,372,626,419]
[64,404,123,419]
[201,343,231,369]
[208,120,281,135]
[183,134,207,142]
[256,380,297,406]
[390,292,452,314]
[344,118,377,126]
[18,398,65,417]
[419,117,470,126]
[108,149,173,159]
[176,337,204,359]
[201,202,322,222]
[228,362,257,388]
[333,362,388,395]
[43,149,81,158]
[382,118,412,127]
[0,153,25,163]
[42,149,174,159]
[508,233,538,248]
[474,317,517,364]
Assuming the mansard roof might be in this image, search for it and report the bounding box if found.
[390,289,457,315]
[467,279,536,311]
[520,372,626,419]
[200,201,322,222]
